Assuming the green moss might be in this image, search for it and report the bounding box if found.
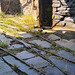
[0,41,8,48]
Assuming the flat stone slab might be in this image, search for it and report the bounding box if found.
[9,44,24,49]
[49,57,75,75]
[56,50,75,61]
[44,66,64,75]
[0,58,18,75]
[18,32,33,38]
[70,39,75,43]
[29,40,51,48]
[18,40,31,48]
[48,34,61,41]
[3,55,39,75]
[26,56,49,69]
[55,39,75,50]
[16,51,35,59]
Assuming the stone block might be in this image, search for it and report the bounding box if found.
[16,51,35,60]
[3,55,39,75]
[26,56,49,69]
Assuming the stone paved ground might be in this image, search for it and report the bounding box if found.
[0,31,75,75]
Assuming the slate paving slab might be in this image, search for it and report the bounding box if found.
[18,32,33,38]
[16,51,35,60]
[3,55,39,75]
[26,56,49,69]
[9,44,24,49]
[56,50,75,61]
[49,57,75,75]
[48,34,61,41]
[0,58,18,75]
[44,66,65,75]
[55,39,75,50]
[29,40,51,48]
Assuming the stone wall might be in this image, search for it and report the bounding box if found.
[20,0,39,20]
[0,0,20,14]
[53,0,75,28]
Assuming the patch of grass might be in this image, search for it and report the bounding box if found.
[8,48,25,54]
[0,14,37,37]
[12,64,19,70]
[0,41,8,48]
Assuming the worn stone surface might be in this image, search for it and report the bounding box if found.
[49,57,75,75]
[18,32,33,38]
[26,56,49,69]
[29,40,51,48]
[0,58,18,75]
[16,51,35,59]
[41,51,46,55]
[18,40,31,48]
[55,39,75,50]
[70,39,75,43]
[56,50,75,61]
[9,44,24,49]
[3,55,39,75]
[44,66,64,75]
[48,34,61,41]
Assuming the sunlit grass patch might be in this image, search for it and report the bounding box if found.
[0,14,36,37]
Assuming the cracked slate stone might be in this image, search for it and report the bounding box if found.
[9,44,24,49]
[41,51,46,55]
[18,40,31,48]
[49,57,75,75]
[26,56,49,69]
[3,55,39,75]
[0,58,18,75]
[55,39,75,50]
[48,34,61,41]
[70,39,75,43]
[18,32,33,38]
[29,40,51,48]
[56,50,75,61]
[44,66,64,75]
[16,51,35,60]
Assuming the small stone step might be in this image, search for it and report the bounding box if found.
[49,57,75,75]
[48,34,61,41]
[55,39,75,51]
[29,40,51,48]
[18,32,33,38]
[26,56,49,69]
[0,58,18,75]
[16,51,35,60]
[9,44,24,49]
[3,55,39,75]
[56,50,75,61]
[44,66,64,75]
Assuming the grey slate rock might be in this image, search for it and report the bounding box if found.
[26,56,49,69]
[44,66,64,75]
[48,34,61,41]
[56,50,75,61]
[9,44,24,49]
[16,51,35,59]
[3,55,39,75]
[0,58,18,75]
[55,39,75,50]
[49,57,75,75]
[29,40,51,48]
[18,32,33,38]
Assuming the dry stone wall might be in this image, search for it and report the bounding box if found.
[53,0,75,28]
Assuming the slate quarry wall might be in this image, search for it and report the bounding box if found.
[53,0,75,28]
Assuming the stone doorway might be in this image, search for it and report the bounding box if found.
[39,0,52,27]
